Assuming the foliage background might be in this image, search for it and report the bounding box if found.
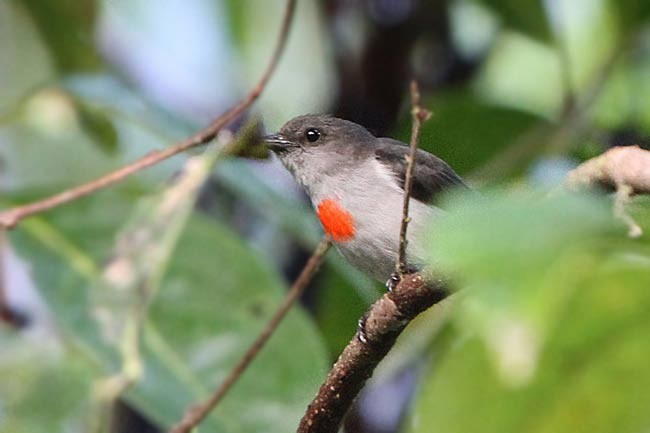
[1,1,649,433]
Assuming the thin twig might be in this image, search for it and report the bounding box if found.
[171,237,332,433]
[396,80,431,275]
[0,0,297,230]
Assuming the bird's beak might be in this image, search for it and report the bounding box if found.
[263,133,294,151]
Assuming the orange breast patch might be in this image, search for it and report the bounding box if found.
[317,199,356,242]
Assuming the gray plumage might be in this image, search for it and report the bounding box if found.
[374,138,466,204]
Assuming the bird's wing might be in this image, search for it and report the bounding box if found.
[375,138,467,204]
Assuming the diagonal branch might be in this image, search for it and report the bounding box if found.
[0,0,297,230]
[396,80,431,275]
[297,274,447,433]
[171,237,331,433]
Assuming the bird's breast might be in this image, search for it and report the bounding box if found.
[309,158,439,281]
[316,198,356,242]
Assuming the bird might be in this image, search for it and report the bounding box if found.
[264,114,466,287]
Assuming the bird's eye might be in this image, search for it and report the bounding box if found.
[305,128,321,143]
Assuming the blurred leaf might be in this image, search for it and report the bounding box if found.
[223,0,248,47]
[63,74,192,143]
[90,143,225,401]
[612,0,650,36]
[0,333,97,433]
[410,255,650,433]
[229,0,336,129]
[589,49,650,136]
[0,88,126,194]
[313,261,371,356]
[474,32,563,119]
[233,119,271,160]
[8,179,328,432]
[19,0,102,72]
[426,191,620,382]
[476,0,551,41]
[0,77,185,196]
[407,190,650,433]
[76,100,119,154]
[0,1,54,115]
[427,191,617,281]
[395,92,544,175]
[149,215,328,432]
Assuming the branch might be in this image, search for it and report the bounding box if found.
[565,145,650,195]
[566,145,650,237]
[297,274,447,433]
[0,0,297,230]
[171,237,332,433]
[396,80,431,274]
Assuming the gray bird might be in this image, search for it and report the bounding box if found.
[264,114,465,285]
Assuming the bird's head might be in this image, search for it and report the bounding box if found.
[264,114,375,188]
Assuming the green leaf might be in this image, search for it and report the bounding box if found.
[427,191,617,281]
[149,214,329,432]
[407,191,650,433]
[611,0,650,36]
[9,182,328,432]
[426,191,620,383]
[394,93,544,175]
[0,333,97,433]
[410,254,650,433]
[476,0,551,41]
[76,100,119,154]
[88,143,226,410]
[92,144,225,327]
[473,32,563,120]
[223,0,249,48]
[0,88,130,195]
[313,261,371,355]
[227,0,335,128]
[0,1,54,115]
[18,0,102,73]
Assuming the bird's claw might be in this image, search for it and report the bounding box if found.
[357,314,369,344]
[385,272,401,292]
